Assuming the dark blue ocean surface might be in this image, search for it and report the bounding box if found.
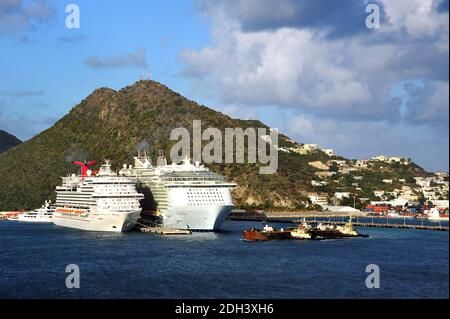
[0,220,448,298]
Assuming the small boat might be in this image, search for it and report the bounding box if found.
[288,219,312,239]
[309,223,342,239]
[243,224,292,241]
[17,201,55,223]
[310,219,367,239]
[336,217,368,237]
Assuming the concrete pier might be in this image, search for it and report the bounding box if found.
[293,220,448,232]
[135,222,192,235]
[139,226,192,235]
[227,212,448,232]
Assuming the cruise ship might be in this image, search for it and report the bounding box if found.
[121,150,236,231]
[53,161,144,232]
[17,200,54,223]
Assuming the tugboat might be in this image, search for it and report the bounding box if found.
[288,219,312,239]
[336,217,367,237]
[243,224,292,241]
[309,222,341,239]
[310,218,367,239]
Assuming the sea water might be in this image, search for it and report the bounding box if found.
[0,220,448,298]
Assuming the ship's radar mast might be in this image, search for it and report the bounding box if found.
[97,160,114,176]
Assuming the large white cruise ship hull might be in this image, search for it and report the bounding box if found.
[161,205,233,231]
[53,210,141,232]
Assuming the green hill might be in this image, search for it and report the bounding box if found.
[0,130,21,153]
[0,80,430,210]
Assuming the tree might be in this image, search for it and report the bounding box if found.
[417,192,426,205]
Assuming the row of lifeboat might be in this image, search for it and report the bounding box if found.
[243,218,368,241]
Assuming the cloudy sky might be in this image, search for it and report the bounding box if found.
[0,0,448,171]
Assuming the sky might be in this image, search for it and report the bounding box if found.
[0,0,448,171]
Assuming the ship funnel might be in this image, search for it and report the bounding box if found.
[72,160,97,176]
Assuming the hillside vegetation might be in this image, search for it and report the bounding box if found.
[0,80,430,210]
[0,130,21,153]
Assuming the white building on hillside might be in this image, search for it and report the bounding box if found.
[326,206,360,213]
[334,192,351,200]
[308,194,328,208]
[374,190,385,197]
[432,200,449,209]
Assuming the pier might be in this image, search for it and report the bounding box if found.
[227,212,449,232]
[293,220,448,231]
[135,221,192,235]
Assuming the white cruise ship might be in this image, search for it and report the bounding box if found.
[121,151,236,231]
[53,161,144,232]
[17,200,54,223]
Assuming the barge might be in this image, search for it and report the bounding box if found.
[243,218,368,241]
[243,224,292,241]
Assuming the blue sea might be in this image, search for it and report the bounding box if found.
[0,220,448,299]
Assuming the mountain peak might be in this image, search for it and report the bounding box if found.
[0,130,22,153]
[85,87,117,101]
[0,81,431,211]
[119,79,183,102]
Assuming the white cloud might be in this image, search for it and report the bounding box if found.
[85,48,149,70]
[284,113,448,171]
[183,0,448,121]
[182,27,374,114]
[403,80,449,124]
[0,0,55,35]
[381,0,449,39]
[181,0,449,170]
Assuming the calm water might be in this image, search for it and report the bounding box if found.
[0,220,448,299]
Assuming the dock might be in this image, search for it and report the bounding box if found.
[135,222,192,235]
[227,212,448,232]
[292,220,448,232]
